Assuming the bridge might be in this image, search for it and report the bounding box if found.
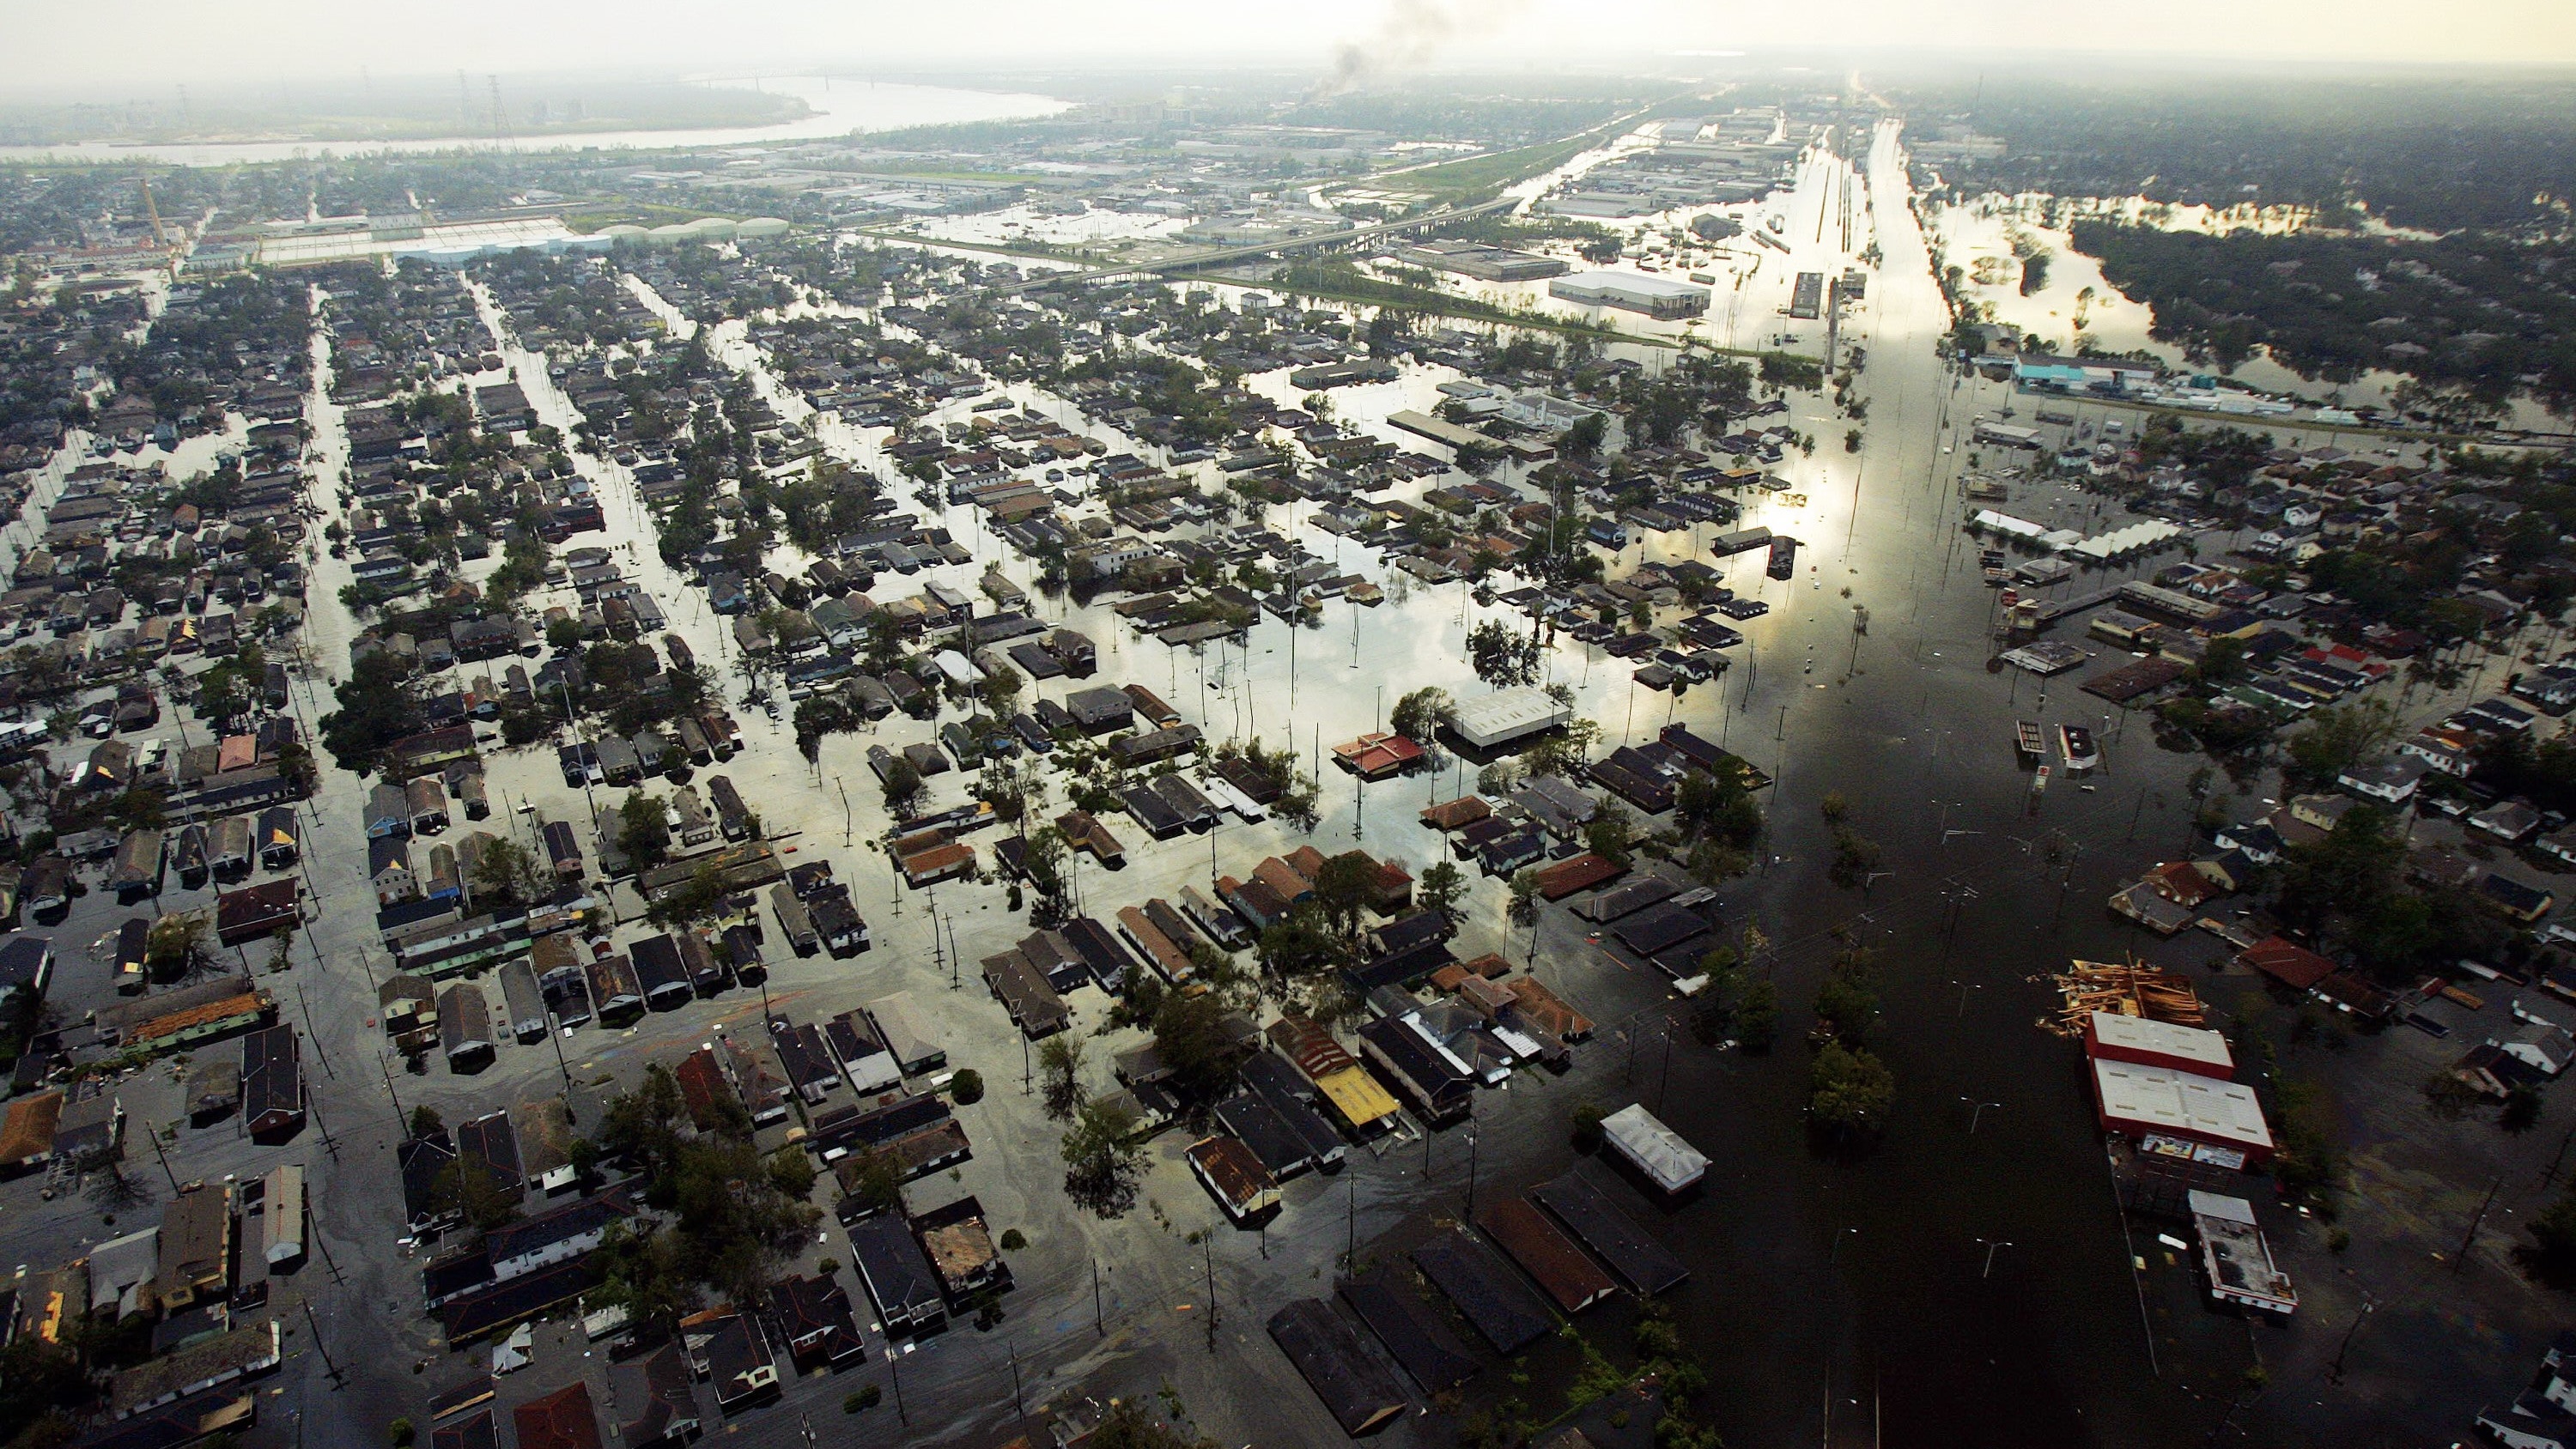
[991,195,1522,295]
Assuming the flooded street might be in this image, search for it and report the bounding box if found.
[46,115,2537,1449]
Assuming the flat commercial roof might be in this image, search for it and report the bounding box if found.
[2092,1059,2275,1154]
[1551,269,1711,300]
[1601,1103,1708,1192]
[1530,1170,1687,1294]
[1450,687,1574,749]
[1388,409,1491,452]
[2087,1011,2234,1078]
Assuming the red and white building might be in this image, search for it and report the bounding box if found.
[2084,1012,2235,1081]
[2085,1011,2271,1166]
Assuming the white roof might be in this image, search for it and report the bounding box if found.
[1450,687,1571,746]
[1553,270,1709,300]
[1601,1103,1709,1191]
[2092,1059,2274,1151]
[2089,1012,2233,1075]
[2186,1190,2257,1226]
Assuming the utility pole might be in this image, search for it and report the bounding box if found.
[375,1050,406,1125]
[2328,1293,2376,1383]
[301,1297,345,1387]
[149,1128,180,1194]
[1345,1173,1357,1271]
[2454,1174,2504,1273]
[1091,1260,1104,1335]
[1202,1235,1218,1349]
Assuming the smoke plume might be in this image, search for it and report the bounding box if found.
[1316,0,1523,97]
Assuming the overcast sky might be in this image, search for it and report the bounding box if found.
[8,0,2573,96]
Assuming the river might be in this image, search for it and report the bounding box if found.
[0,76,1068,167]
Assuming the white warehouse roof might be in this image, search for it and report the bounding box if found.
[2091,1059,2274,1153]
[2087,1012,2234,1076]
[1450,687,1573,749]
[1551,270,1710,300]
[1601,1103,1708,1192]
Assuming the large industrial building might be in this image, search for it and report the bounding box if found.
[1546,270,1710,319]
[1394,240,1569,282]
[1449,688,1574,750]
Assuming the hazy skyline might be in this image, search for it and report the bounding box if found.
[8,0,2576,98]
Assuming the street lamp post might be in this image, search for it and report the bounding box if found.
[1976,1238,2014,1278]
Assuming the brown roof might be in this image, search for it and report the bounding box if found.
[920,1219,997,1286]
[897,842,975,884]
[513,1382,604,1449]
[0,1091,63,1164]
[1506,976,1594,1040]
[1253,858,1312,902]
[1477,1197,1614,1313]
[131,991,269,1046]
[2239,936,2336,990]
[1186,1136,1275,1211]
[1534,852,1625,900]
[1421,796,1492,831]
[1267,1015,1357,1080]
[215,879,300,946]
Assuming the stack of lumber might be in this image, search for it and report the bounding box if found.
[2044,958,2205,1036]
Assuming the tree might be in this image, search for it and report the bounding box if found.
[1826,826,1883,889]
[1310,852,1377,941]
[1388,687,1453,744]
[2526,1185,2576,1285]
[1061,1096,1145,1217]
[1561,411,1607,459]
[838,1148,904,1219]
[1466,619,1543,689]
[1735,979,1778,1052]
[78,1144,153,1214]
[879,755,925,816]
[951,1069,985,1105]
[2275,805,2405,948]
[144,912,205,981]
[1583,801,1637,866]
[1151,991,1242,1100]
[618,792,671,871]
[1417,860,1466,921]
[2286,700,2399,785]
[1812,949,1879,1045]
[467,837,545,909]
[318,650,420,773]
[0,1338,94,1447]
[1809,1041,1894,1134]
[1038,1035,1086,1121]
[1508,870,1541,929]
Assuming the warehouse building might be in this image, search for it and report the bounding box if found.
[1449,687,1575,751]
[1548,270,1710,318]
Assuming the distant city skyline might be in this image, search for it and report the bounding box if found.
[5,0,2573,98]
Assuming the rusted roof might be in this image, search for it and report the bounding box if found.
[0,1091,63,1164]
[2239,936,2335,990]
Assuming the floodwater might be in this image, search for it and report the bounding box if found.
[622,124,2364,1446]
[129,117,2513,1448]
[1926,194,2573,435]
[0,76,1068,167]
